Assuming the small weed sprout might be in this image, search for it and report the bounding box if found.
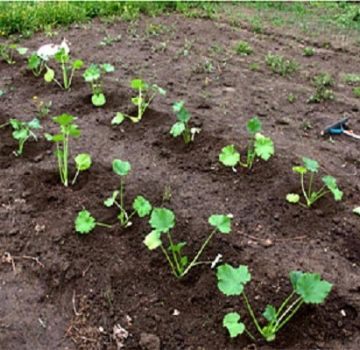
[303,47,315,57]
[170,101,200,144]
[219,117,274,170]
[308,73,335,103]
[83,63,115,106]
[287,93,296,103]
[217,264,332,342]
[265,52,298,76]
[144,208,232,278]
[75,210,112,234]
[286,157,343,208]
[44,48,84,90]
[112,79,166,124]
[9,118,41,156]
[343,73,360,85]
[235,41,253,56]
[104,159,152,227]
[0,43,28,64]
[45,114,91,187]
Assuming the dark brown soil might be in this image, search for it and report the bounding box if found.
[1,10,360,350]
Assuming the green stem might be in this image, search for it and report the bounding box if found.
[242,292,263,336]
[244,327,256,341]
[96,222,112,228]
[71,169,80,185]
[62,60,69,89]
[56,143,65,185]
[181,229,217,277]
[0,122,9,128]
[276,291,295,318]
[167,232,182,275]
[308,173,314,199]
[300,173,310,206]
[160,244,178,278]
[276,298,303,332]
[63,133,69,186]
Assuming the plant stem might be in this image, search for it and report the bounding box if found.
[96,222,112,228]
[244,327,256,341]
[300,173,309,206]
[160,244,178,278]
[0,122,9,128]
[181,229,217,276]
[276,297,303,332]
[242,292,263,336]
[167,232,182,274]
[56,143,65,185]
[276,291,295,318]
[63,133,69,186]
[308,173,314,198]
[71,169,80,185]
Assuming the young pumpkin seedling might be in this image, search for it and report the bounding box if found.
[112,79,166,125]
[0,43,28,64]
[170,101,200,144]
[83,63,115,106]
[144,208,232,278]
[45,114,91,187]
[219,117,274,170]
[44,48,84,90]
[9,118,41,156]
[104,159,152,227]
[217,264,332,342]
[75,210,112,234]
[286,157,343,208]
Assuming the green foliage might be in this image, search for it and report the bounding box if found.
[217,263,332,342]
[219,117,274,170]
[27,53,45,77]
[353,87,360,98]
[45,114,89,187]
[44,48,84,90]
[265,52,298,76]
[308,73,335,103]
[83,63,115,106]
[235,41,253,56]
[343,73,360,85]
[287,157,343,208]
[75,209,112,234]
[9,118,41,156]
[170,101,200,144]
[303,47,315,57]
[104,159,151,227]
[112,79,166,124]
[144,210,232,278]
[0,43,28,64]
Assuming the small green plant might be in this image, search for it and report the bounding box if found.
[99,33,122,46]
[219,117,274,170]
[44,49,84,90]
[9,118,41,156]
[353,87,360,98]
[0,43,28,64]
[45,114,91,187]
[170,101,200,144]
[83,63,115,106]
[286,157,343,208]
[235,41,253,56]
[303,47,315,57]
[27,53,45,77]
[287,93,296,103]
[104,159,152,227]
[217,264,332,342]
[308,73,335,103]
[75,210,112,234]
[112,79,166,124]
[343,73,360,85]
[144,209,232,278]
[249,62,260,71]
[265,52,298,76]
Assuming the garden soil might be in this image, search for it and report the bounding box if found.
[1,12,360,350]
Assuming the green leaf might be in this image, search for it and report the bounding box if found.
[289,271,304,290]
[131,79,146,90]
[28,118,41,129]
[170,122,186,137]
[254,133,274,161]
[263,305,277,322]
[75,210,96,234]
[12,129,28,140]
[92,93,106,107]
[247,116,262,134]
[219,145,240,167]
[149,208,175,233]
[75,153,92,171]
[54,48,68,63]
[112,112,125,125]
[169,241,186,255]
[292,166,307,174]
[16,47,28,55]
[302,157,319,173]
[104,191,119,207]
[216,264,251,296]
[294,272,332,304]
[44,67,55,82]
[223,312,245,338]
[53,113,75,126]
[83,64,101,82]
[68,124,80,138]
[112,159,131,176]
[322,175,343,201]
[208,214,232,234]
[144,230,162,250]
[173,101,185,113]
[101,63,115,73]
[353,207,360,216]
[286,193,300,204]
[133,195,152,217]
[72,59,84,69]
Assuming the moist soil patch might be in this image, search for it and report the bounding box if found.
[1,11,360,350]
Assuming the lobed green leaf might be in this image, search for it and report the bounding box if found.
[219,145,240,167]
[223,312,245,338]
[208,214,232,234]
[217,264,251,296]
[149,208,175,233]
[112,159,131,176]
